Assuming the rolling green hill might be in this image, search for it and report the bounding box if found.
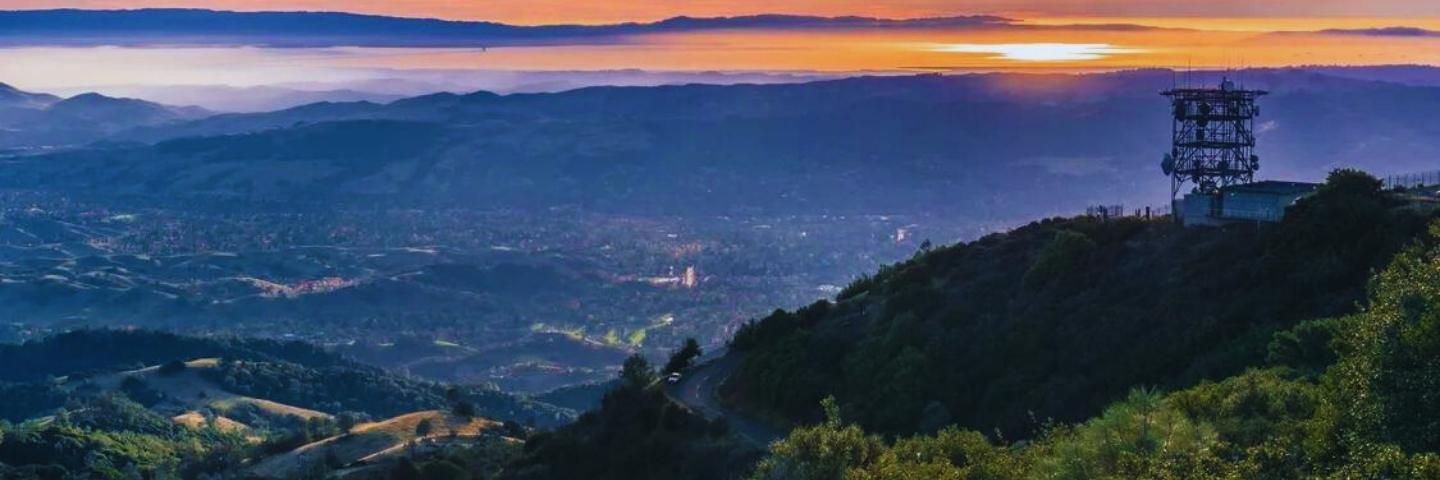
[0,330,571,426]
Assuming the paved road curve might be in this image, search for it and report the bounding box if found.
[667,350,785,448]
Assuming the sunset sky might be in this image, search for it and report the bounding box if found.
[4,1,1440,95]
[7,0,1440,24]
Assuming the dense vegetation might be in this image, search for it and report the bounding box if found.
[0,330,571,426]
[502,355,757,480]
[0,395,251,479]
[204,358,569,425]
[749,209,1440,478]
[0,330,346,383]
[724,170,1427,438]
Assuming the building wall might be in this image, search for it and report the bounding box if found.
[1179,193,1226,227]
[1179,190,1313,226]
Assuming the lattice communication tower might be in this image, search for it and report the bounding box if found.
[1161,78,1267,198]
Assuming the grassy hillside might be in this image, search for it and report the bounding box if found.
[0,330,567,479]
[0,330,572,427]
[722,170,1431,438]
[247,410,508,478]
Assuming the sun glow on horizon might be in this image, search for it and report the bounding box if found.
[928,43,1150,62]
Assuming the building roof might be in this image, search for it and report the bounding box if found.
[1222,180,1321,196]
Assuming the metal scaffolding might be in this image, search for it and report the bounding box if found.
[1161,78,1267,200]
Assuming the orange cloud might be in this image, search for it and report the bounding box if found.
[6,0,1440,24]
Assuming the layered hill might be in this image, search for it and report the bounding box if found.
[0,330,572,427]
[6,69,1440,218]
[0,85,208,149]
[0,9,1008,48]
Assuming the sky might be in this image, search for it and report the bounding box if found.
[7,0,1440,24]
[4,1,1440,102]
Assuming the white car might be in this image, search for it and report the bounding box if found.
[666,372,683,384]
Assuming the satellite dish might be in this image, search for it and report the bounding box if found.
[1161,153,1175,176]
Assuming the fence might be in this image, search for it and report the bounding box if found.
[1085,204,1171,221]
[1384,170,1440,190]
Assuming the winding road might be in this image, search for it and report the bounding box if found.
[666,350,785,448]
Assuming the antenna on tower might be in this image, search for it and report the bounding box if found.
[1160,78,1268,200]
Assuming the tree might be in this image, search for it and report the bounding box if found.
[336,412,369,434]
[454,401,477,418]
[1033,388,1227,479]
[1328,224,1440,454]
[621,354,657,388]
[664,338,703,374]
[751,397,887,480]
[415,418,435,438]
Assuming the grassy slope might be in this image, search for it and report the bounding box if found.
[80,358,331,422]
[247,410,505,478]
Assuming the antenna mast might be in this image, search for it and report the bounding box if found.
[1160,78,1268,200]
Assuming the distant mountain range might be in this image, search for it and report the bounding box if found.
[0,9,1010,47]
[3,68,1440,218]
[0,87,207,149]
[0,81,59,109]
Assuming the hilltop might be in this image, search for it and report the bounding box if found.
[721,170,1428,438]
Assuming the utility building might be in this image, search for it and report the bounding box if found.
[1161,78,1316,226]
[1177,181,1318,226]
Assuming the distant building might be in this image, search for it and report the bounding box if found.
[681,266,699,289]
[1177,181,1319,226]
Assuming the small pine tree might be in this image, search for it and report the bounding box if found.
[454,401,477,418]
[621,354,657,388]
[663,338,704,374]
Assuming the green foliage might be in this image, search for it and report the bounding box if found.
[0,395,249,479]
[1319,168,1384,198]
[723,170,1430,439]
[739,216,1440,480]
[1326,222,1440,455]
[751,398,886,480]
[1266,318,1342,376]
[204,358,567,426]
[502,374,754,480]
[1023,229,1096,288]
[620,354,657,389]
[851,428,1025,480]
[0,329,347,383]
[1033,389,1228,480]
